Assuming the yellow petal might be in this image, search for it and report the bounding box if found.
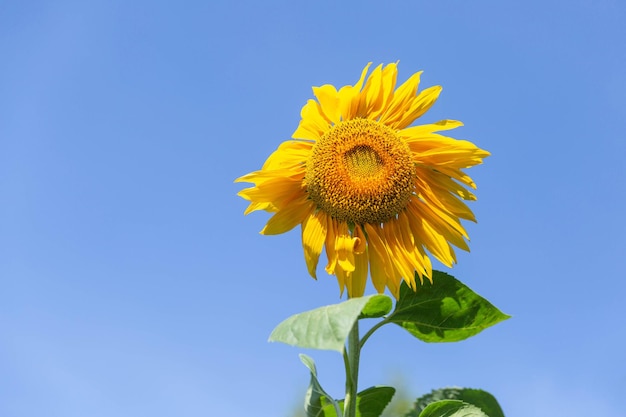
[235,167,303,187]
[382,221,422,288]
[364,223,395,294]
[335,221,356,272]
[408,199,470,250]
[424,169,478,202]
[386,275,401,299]
[354,63,372,91]
[404,205,456,267]
[262,140,312,171]
[433,167,479,189]
[347,249,368,298]
[405,133,490,173]
[292,99,330,140]
[392,216,432,282]
[358,63,398,120]
[313,84,341,124]
[335,63,373,122]
[301,209,328,279]
[416,173,477,222]
[356,64,383,118]
[335,266,347,297]
[338,85,356,121]
[261,196,312,235]
[353,224,366,254]
[292,123,322,141]
[378,71,422,125]
[238,176,304,215]
[422,220,456,267]
[326,221,357,297]
[400,119,464,136]
[391,85,442,130]
[324,218,338,273]
[239,200,277,215]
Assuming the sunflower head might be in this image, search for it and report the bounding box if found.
[237,63,489,299]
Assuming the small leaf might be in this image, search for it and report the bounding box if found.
[355,386,396,417]
[270,295,376,352]
[299,354,341,417]
[320,386,395,417]
[408,388,504,417]
[389,271,510,343]
[359,294,393,319]
[418,400,487,417]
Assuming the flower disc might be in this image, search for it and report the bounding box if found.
[305,118,415,224]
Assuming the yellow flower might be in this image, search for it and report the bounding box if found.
[237,63,489,298]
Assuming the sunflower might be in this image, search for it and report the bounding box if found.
[236,63,489,298]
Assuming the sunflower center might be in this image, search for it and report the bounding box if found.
[306,118,415,224]
[343,145,384,178]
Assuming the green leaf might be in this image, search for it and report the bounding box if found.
[319,398,341,417]
[417,400,487,417]
[408,388,504,417]
[321,386,396,417]
[359,294,393,319]
[389,271,510,343]
[355,386,396,417]
[270,295,376,352]
[299,354,341,417]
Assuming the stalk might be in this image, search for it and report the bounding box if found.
[343,321,360,417]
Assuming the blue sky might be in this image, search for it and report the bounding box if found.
[1,1,625,416]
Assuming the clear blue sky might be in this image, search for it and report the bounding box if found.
[1,1,625,416]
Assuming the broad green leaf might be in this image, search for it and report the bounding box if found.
[389,271,510,343]
[359,294,393,319]
[270,295,376,352]
[321,386,396,417]
[417,400,487,417]
[407,388,504,417]
[299,354,341,417]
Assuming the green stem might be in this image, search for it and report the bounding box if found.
[343,321,360,417]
